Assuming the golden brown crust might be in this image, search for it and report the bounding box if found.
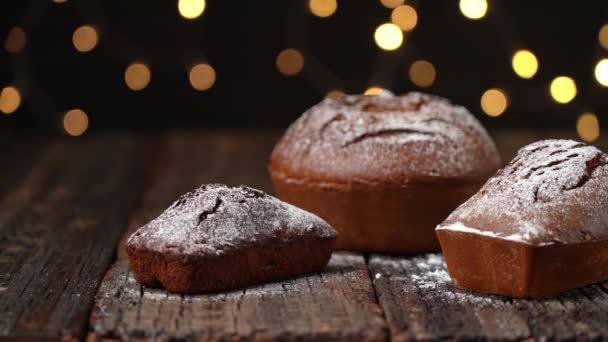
[272,174,484,253]
[128,238,335,294]
[437,230,608,298]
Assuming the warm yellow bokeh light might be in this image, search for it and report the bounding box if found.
[52,0,68,3]
[0,86,21,114]
[391,5,417,31]
[577,113,600,142]
[374,23,403,51]
[459,0,487,20]
[189,63,216,90]
[599,24,608,50]
[125,63,151,91]
[4,27,26,53]
[309,0,337,18]
[594,59,608,87]
[511,50,538,79]
[409,60,436,88]
[72,25,98,53]
[63,109,89,136]
[178,0,206,19]
[480,88,508,117]
[364,87,386,96]
[380,0,404,9]
[326,89,345,99]
[276,49,304,76]
[550,76,577,104]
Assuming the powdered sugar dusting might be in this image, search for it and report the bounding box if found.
[271,92,500,183]
[439,139,608,245]
[127,184,337,256]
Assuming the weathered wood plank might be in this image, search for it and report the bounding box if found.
[89,130,387,341]
[369,254,608,341]
[92,254,386,341]
[0,134,153,341]
[0,136,44,200]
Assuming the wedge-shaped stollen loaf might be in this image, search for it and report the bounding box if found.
[126,184,337,293]
[437,139,608,297]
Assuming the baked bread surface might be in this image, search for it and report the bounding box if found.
[126,184,337,293]
[437,140,608,297]
[438,139,608,245]
[270,92,501,186]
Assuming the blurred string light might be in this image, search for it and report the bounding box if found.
[577,112,600,142]
[480,88,508,117]
[549,76,577,104]
[72,25,98,53]
[511,50,538,79]
[4,27,26,54]
[309,0,337,18]
[594,58,608,86]
[409,60,436,87]
[276,49,304,76]
[125,63,151,91]
[391,5,418,31]
[459,0,487,20]
[380,0,404,9]
[598,24,608,50]
[364,87,386,95]
[326,89,345,99]
[374,23,403,51]
[0,86,21,114]
[189,63,216,90]
[178,0,206,19]
[63,109,89,136]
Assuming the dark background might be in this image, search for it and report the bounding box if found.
[1,0,607,134]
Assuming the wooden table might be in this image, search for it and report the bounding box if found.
[1,129,607,341]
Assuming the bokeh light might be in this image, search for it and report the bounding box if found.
[409,60,436,88]
[0,86,21,114]
[594,59,608,87]
[599,24,608,50]
[178,0,206,19]
[380,0,404,9]
[52,0,68,3]
[480,88,508,117]
[309,0,337,18]
[189,63,216,90]
[549,76,577,104]
[364,87,386,96]
[72,25,98,53]
[276,49,304,76]
[63,109,89,136]
[391,5,418,31]
[511,50,538,79]
[4,27,26,54]
[326,89,345,99]
[459,0,487,20]
[374,23,403,51]
[577,113,600,142]
[125,63,151,91]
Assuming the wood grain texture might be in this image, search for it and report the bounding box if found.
[91,254,386,341]
[89,130,387,341]
[369,253,608,341]
[0,135,152,341]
